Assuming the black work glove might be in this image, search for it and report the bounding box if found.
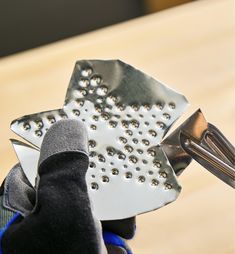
[0,119,135,254]
[102,217,136,254]
[1,120,106,254]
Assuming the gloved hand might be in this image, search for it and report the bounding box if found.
[102,217,135,254]
[0,119,135,254]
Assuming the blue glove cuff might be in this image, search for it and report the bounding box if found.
[103,231,133,254]
[0,212,21,254]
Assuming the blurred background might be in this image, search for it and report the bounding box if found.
[0,0,195,57]
[0,0,235,254]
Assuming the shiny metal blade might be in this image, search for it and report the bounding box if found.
[11,139,39,187]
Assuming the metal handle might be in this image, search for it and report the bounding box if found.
[180,127,235,188]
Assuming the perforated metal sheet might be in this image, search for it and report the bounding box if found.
[11,60,188,220]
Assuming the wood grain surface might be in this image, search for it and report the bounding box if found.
[0,0,234,253]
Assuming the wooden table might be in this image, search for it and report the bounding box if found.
[0,0,234,253]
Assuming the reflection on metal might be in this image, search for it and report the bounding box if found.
[10,60,189,220]
[11,139,39,187]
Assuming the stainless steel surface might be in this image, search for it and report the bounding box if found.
[11,139,39,187]
[10,60,189,220]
